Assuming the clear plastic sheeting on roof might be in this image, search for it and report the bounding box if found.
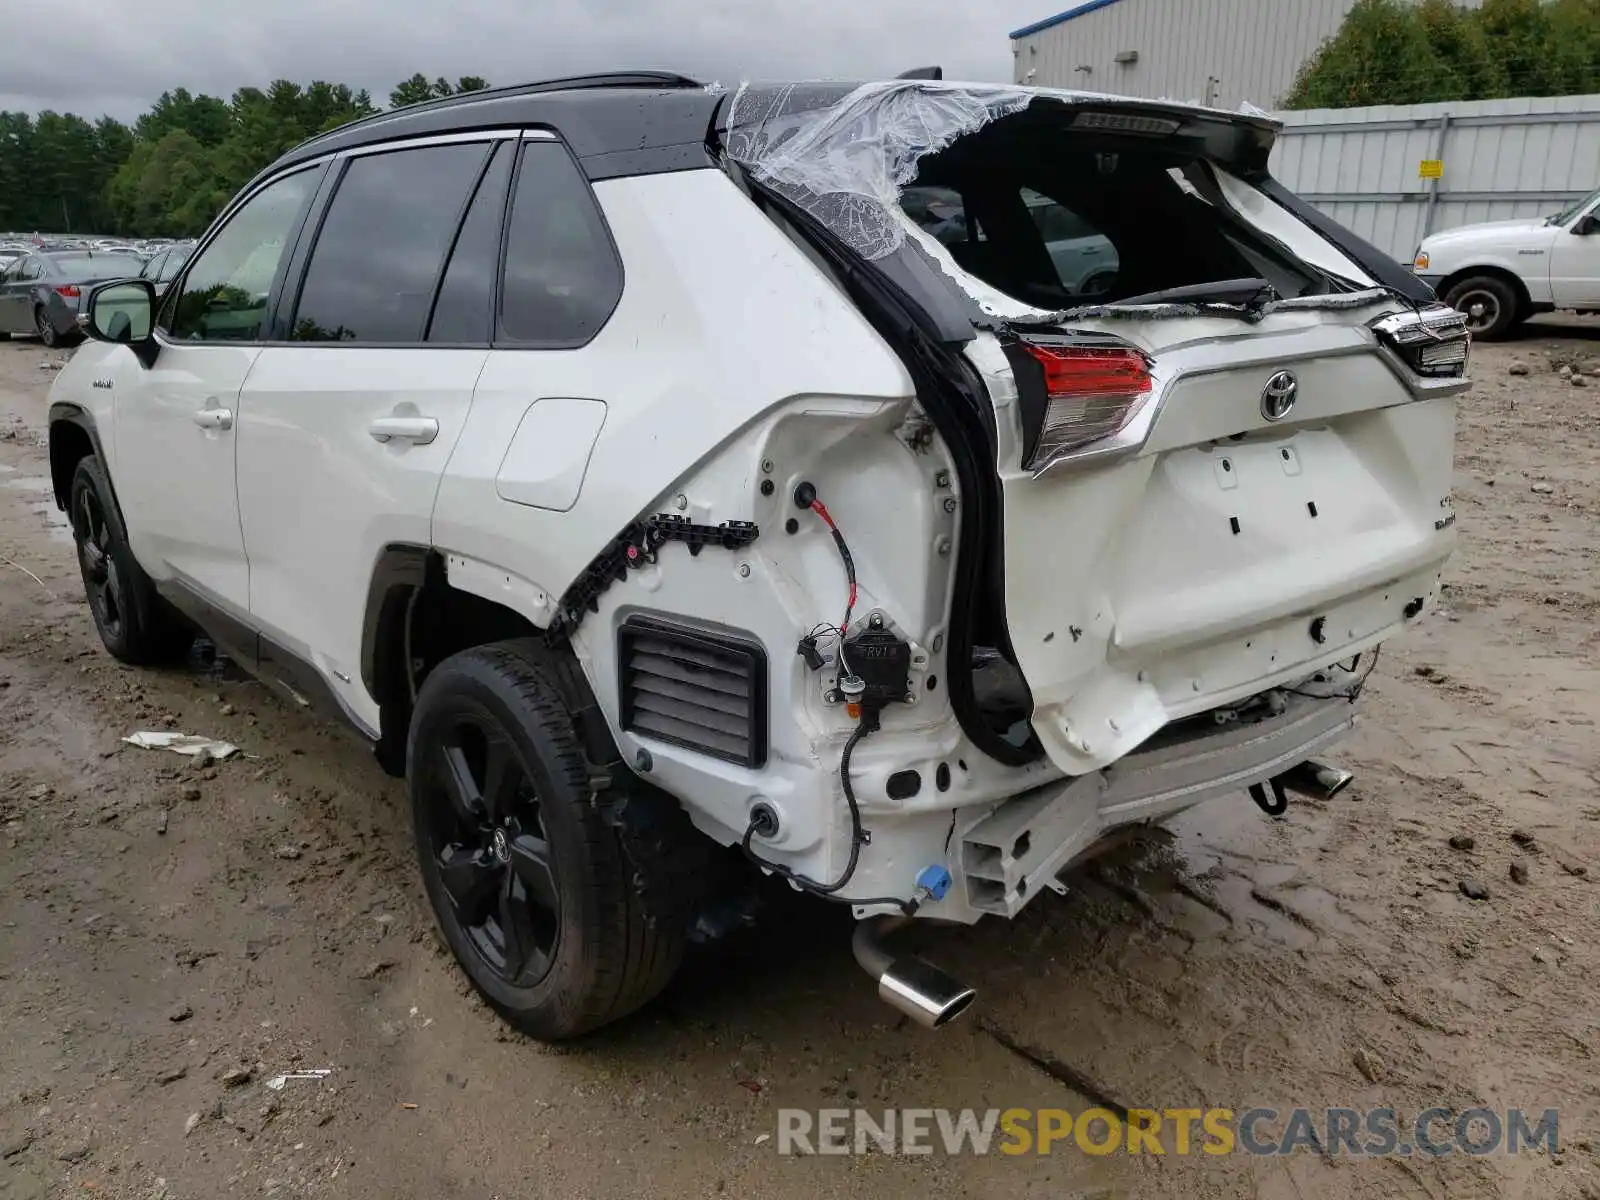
[724,81,1039,261]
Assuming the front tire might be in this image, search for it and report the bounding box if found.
[69,456,194,664]
[1444,275,1520,340]
[408,643,698,1040]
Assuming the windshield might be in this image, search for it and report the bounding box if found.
[50,255,130,280]
[1550,184,1600,226]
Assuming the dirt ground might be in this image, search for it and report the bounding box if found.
[0,325,1596,1200]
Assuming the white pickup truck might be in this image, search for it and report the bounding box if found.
[1414,185,1600,338]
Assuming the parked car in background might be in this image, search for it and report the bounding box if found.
[0,250,140,347]
[138,241,194,296]
[903,184,1121,300]
[1414,184,1600,338]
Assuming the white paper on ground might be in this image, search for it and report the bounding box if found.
[122,732,240,759]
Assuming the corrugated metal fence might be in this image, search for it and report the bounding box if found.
[1268,93,1600,261]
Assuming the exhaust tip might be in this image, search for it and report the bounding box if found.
[1274,760,1355,802]
[877,957,979,1029]
[1320,766,1354,799]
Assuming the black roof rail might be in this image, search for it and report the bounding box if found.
[295,71,705,152]
[896,66,944,80]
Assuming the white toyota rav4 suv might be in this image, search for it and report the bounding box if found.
[48,73,1467,1039]
[1415,183,1600,338]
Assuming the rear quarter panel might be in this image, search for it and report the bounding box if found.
[430,167,913,621]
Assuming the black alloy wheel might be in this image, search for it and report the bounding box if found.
[416,707,561,987]
[67,455,194,665]
[73,479,124,643]
[408,642,707,1040]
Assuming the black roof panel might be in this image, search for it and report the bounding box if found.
[258,73,722,184]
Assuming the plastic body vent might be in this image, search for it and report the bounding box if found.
[618,615,768,768]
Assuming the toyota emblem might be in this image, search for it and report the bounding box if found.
[1260,371,1298,421]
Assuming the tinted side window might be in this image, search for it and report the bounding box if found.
[427,143,511,344]
[167,169,318,342]
[291,142,489,343]
[140,252,166,281]
[22,258,44,280]
[499,140,622,345]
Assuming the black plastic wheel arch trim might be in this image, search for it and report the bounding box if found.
[359,544,432,701]
[48,403,117,516]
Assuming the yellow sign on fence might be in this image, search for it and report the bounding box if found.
[1419,159,1444,179]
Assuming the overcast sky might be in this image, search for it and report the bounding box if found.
[0,0,1074,121]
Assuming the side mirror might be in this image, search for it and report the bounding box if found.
[1575,214,1600,236]
[85,279,158,365]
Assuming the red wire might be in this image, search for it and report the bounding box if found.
[811,498,857,635]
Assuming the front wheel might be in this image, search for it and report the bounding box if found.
[1444,275,1520,340]
[69,456,194,664]
[409,643,702,1040]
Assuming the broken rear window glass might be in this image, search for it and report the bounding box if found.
[724,80,1331,317]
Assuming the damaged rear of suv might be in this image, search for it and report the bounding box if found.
[53,74,1466,1039]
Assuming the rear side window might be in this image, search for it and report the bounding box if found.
[291,142,490,343]
[427,143,511,344]
[498,140,622,346]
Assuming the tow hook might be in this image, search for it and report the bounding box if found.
[1251,760,1356,816]
[1249,779,1290,816]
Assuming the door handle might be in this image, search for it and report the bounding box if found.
[368,416,439,445]
[192,407,233,431]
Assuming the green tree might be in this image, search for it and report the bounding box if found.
[136,88,230,147]
[1286,0,1452,108]
[1542,0,1600,93]
[1417,0,1507,98]
[389,73,437,108]
[1288,0,1600,108]
[0,71,486,237]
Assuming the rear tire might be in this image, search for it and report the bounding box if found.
[35,306,58,349]
[69,456,195,665]
[1444,275,1519,340]
[408,642,701,1040]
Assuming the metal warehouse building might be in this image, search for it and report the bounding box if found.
[1010,0,1477,110]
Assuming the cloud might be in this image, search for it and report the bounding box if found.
[2,0,1051,120]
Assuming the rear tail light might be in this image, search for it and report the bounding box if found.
[54,285,81,299]
[1017,342,1154,470]
[1371,306,1470,379]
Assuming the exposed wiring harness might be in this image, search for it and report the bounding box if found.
[741,486,916,915]
[806,494,859,679]
[740,709,915,915]
[1283,647,1382,703]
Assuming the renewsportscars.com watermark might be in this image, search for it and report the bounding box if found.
[774,1107,1560,1158]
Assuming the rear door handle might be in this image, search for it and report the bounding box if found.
[368,416,439,445]
[192,407,233,431]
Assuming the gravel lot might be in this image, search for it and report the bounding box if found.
[0,327,1596,1200]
